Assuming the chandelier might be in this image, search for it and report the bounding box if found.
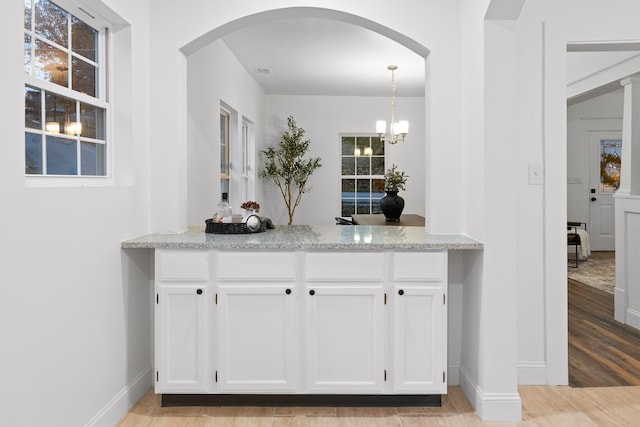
[376,65,408,144]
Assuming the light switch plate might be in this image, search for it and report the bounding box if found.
[528,162,543,185]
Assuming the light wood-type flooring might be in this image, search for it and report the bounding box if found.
[117,385,640,426]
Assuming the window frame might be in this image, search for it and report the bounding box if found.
[340,134,386,217]
[24,0,111,184]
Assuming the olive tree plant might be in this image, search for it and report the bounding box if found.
[260,116,322,225]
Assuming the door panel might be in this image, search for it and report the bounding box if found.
[589,132,621,251]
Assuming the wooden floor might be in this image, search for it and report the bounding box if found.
[569,278,640,387]
[117,385,640,426]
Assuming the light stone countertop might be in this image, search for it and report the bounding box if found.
[121,225,483,250]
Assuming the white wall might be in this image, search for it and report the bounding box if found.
[263,95,425,225]
[187,40,266,226]
[0,0,153,426]
[509,0,640,388]
[567,89,624,224]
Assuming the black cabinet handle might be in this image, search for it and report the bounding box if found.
[196,289,203,295]
[398,289,404,296]
[309,290,315,296]
[286,288,292,295]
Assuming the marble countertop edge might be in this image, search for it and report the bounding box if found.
[121,225,483,250]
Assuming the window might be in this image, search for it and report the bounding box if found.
[241,120,249,201]
[24,0,108,177]
[340,135,385,217]
[220,109,230,194]
[600,139,622,193]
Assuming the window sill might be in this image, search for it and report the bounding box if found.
[25,175,113,188]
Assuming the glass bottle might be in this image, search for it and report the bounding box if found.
[217,192,232,222]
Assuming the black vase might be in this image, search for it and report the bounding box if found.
[380,191,405,221]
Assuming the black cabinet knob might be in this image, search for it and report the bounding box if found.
[286,289,292,295]
[398,289,404,296]
[309,290,315,296]
[196,289,203,295]
[591,197,597,202]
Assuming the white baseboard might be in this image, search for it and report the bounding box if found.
[459,366,522,422]
[518,362,547,385]
[626,307,640,330]
[84,367,153,427]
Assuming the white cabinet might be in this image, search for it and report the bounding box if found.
[305,285,385,392]
[155,250,210,393]
[391,251,448,394]
[154,249,448,396]
[393,286,446,393]
[156,284,208,392]
[217,284,297,392]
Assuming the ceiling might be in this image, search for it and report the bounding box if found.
[221,18,426,97]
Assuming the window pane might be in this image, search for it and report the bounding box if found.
[371,156,385,175]
[34,39,68,87]
[25,132,42,174]
[24,34,32,74]
[372,136,384,155]
[356,199,371,214]
[356,156,370,175]
[24,0,32,30]
[45,92,76,134]
[35,0,68,48]
[46,136,77,175]
[81,142,106,176]
[72,17,97,61]
[600,140,622,193]
[356,136,370,151]
[25,86,42,129]
[342,157,355,175]
[341,136,355,155]
[342,178,355,193]
[372,199,381,214]
[341,199,355,217]
[72,57,96,97]
[357,179,371,193]
[80,103,105,139]
[372,178,385,196]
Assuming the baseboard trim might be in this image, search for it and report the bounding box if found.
[84,366,152,427]
[626,307,640,330]
[518,362,547,385]
[459,366,522,422]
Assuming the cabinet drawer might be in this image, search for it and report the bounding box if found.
[393,252,446,281]
[217,251,296,280]
[157,250,209,281]
[305,252,384,281]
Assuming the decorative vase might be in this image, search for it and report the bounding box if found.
[242,209,258,221]
[380,191,405,221]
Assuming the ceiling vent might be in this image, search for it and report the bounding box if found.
[254,68,273,75]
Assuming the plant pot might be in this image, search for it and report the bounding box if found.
[380,191,405,221]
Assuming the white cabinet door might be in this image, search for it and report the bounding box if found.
[305,286,384,392]
[156,284,208,392]
[393,286,446,393]
[217,285,297,392]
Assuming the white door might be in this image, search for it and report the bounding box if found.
[305,285,385,393]
[217,285,297,392]
[393,285,446,393]
[589,132,622,251]
[156,284,208,392]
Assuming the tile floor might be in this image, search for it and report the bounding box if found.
[117,385,640,426]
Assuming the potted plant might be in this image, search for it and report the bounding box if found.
[380,164,408,221]
[260,116,322,225]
